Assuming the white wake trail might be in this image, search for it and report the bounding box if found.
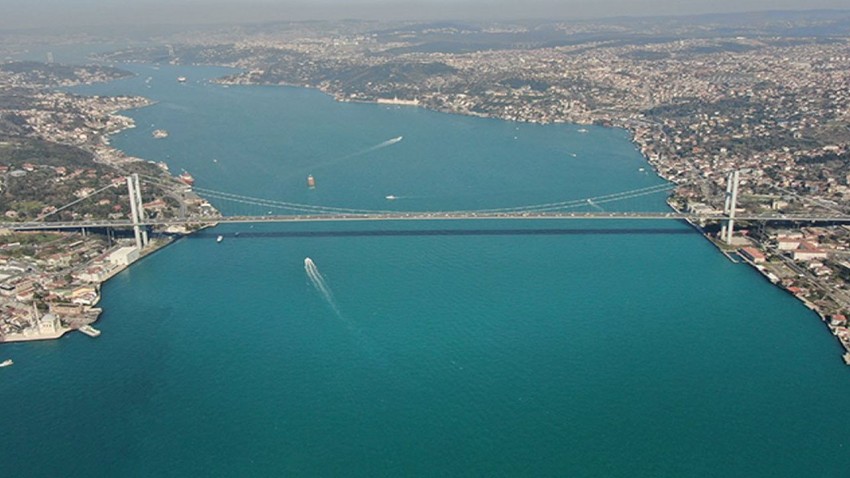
[304,257,339,313]
[361,135,403,154]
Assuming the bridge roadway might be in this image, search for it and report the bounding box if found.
[3,211,850,231]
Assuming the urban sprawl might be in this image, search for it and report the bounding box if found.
[2,13,850,363]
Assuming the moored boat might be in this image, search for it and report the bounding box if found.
[0,359,13,368]
[179,171,195,186]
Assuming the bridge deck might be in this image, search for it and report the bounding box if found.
[3,211,850,231]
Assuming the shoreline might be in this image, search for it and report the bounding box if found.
[26,63,847,364]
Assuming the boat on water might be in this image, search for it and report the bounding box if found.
[385,195,398,200]
[216,235,223,243]
[0,359,13,368]
[307,174,316,189]
[577,128,589,134]
[177,76,187,83]
[152,129,169,139]
[78,325,101,338]
[178,171,195,186]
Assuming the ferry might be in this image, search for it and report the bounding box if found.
[178,171,195,186]
[307,174,316,189]
[216,235,224,243]
[0,359,13,368]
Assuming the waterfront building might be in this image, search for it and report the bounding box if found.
[740,247,766,264]
[107,247,140,267]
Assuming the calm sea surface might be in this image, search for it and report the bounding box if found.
[3,64,850,477]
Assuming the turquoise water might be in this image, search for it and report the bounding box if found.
[3,64,850,477]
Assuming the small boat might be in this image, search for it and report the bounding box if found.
[0,359,13,368]
[178,171,195,186]
[577,128,589,134]
[385,195,398,200]
[78,325,101,338]
[216,235,223,243]
[177,76,187,83]
[307,174,316,189]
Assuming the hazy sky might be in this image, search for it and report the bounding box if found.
[1,0,848,30]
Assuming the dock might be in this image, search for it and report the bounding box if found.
[78,325,101,338]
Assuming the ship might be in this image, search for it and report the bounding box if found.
[385,195,398,200]
[577,128,589,134]
[178,171,195,186]
[307,174,316,189]
[152,129,169,139]
[216,235,223,243]
[177,76,187,83]
[0,359,13,368]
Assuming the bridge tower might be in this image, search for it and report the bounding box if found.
[722,170,740,245]
[126,174,149,249]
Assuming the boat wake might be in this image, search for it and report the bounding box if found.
[290,136,404,178]
[342,135,403,161]
[304,257,339,314]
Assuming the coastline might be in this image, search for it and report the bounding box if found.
[32,63,847,364]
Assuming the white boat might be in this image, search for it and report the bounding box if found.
[78,325,101,338]
[0,359,13,368]
[385,195,398,200]
[577,128,589,133]
[177,76,187,83]
[216,235,223,243]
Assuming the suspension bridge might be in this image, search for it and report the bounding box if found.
[3,175,850,238]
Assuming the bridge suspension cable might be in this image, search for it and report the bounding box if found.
[192,182,678,216]
[460,183,676,214]
[192,187,397,215]
[35,182,118,222]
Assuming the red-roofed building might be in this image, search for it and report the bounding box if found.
[740,247,766,264]
[793,242,828,261]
